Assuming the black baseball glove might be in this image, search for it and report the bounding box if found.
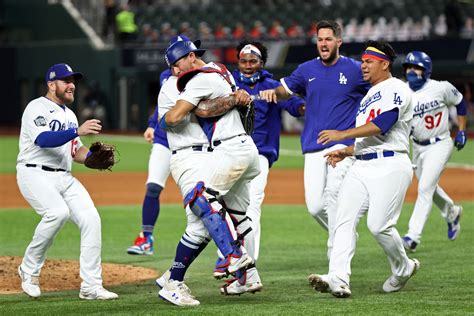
[84,142,116,171]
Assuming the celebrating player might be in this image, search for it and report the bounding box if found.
[156,36,256,306]
[217,41,304,295]
[16,64,118,300]
[401,51,467,252]
[259,20,370,261]
[309,40,419,298]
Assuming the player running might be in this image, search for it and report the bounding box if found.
[401,51,467,252]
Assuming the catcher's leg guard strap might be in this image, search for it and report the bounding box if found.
[184,182,241,258]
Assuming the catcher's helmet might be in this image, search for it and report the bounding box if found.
[403,51,432,79]
[165,39,206,67]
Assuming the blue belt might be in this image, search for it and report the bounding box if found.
[25,163,66,172]
[171,145,213,155]
[412,137,441,146]
[212,133,246,147]
[355,151,395,161]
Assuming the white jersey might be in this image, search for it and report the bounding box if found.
[178,62,246,143]
[355,77,413,155]
[157,76,209,151]
[17,97,83,171]
[410,79,463,141]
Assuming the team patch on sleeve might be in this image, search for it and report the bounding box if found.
[34,116,47,127]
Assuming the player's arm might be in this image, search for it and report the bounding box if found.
[318,108,399,145]
[161,100,194,128]
[35,119,102,148]
[259,85,290,103]
[454,98,468,150]
[73,146,89,164]
[194,90,252,118]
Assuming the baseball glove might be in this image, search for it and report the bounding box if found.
[84,142,116,171]
[238,101,255,135]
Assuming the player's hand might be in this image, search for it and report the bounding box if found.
[78,119,102,136]
[454,130,467,150]
[317,130,346,145]
[324,148,351,168]
[259,89,278,103]
[143,127,154,143]
[233,89,252,107]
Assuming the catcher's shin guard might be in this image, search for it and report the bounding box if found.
[184,182,242,258]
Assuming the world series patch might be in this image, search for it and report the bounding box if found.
[34,116,47,127]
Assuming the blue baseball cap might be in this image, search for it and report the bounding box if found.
[168,34,201,48]
[45,63,83,82]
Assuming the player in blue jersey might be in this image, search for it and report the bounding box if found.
[218,41,305,295]
[260,20,371,262]
[127,69,172,256]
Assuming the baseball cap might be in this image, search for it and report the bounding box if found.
[45,63,83,82]
[168,34,201,49]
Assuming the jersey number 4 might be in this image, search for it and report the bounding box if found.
[424,112,442,129]
[366,108,381,123]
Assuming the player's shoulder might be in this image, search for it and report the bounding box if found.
[24,97,48,112]
[339,55,362,68]
[381,77,411,94]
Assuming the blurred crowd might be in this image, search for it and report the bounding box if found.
[101,0,473,45]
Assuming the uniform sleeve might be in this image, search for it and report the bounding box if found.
[277,96,304,117]
[22,104,52,144]
[280,65,306,96]
[442,81,464,107]
[148,107,158,128]
[380,83,413,122]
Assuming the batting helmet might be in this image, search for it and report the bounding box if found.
[403,51,432,79]
[165,39,206,67]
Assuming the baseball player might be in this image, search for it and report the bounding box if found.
[259,20,371,260]
[160,41,260,304]
[401,51,467,252]
[217,41,304,295]
[308,41,419,298]
[156,37,255,307]
[127,70,173,255]
[16,63,118,300]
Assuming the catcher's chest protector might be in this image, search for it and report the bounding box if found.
[177,63,236,92]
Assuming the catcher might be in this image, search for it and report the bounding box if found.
[84,141,117,171]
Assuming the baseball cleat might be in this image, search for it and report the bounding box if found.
[308,274,330,293]
[227,253,253,275]
[308,274,351,298]
[18,266,41,298]
[220,267,263,296]
[159,280,199,307]
[447,205,462,241]
[79,287,118,300]
[127,232,154,255]
[383,258,420,293]
[155,270,171,289]
[402,236,418,252]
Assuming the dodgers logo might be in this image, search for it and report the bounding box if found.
[339,73,347,85]
[413,99,440,117]
[357,91,381,115]
[49,119,65,131]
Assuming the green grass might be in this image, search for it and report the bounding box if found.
[1,203,473,314]
[0,134,472,173]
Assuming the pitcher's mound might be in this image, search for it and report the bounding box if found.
[0,256,159,294]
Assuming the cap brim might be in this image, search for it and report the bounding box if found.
[56,72,83,81]
[194,49,206,57]
[193,39,201,48]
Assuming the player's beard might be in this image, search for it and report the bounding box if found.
[319,47,338,65]
[55,88,75,105]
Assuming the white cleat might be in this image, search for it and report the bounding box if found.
[383,258,420,293]
[155,270,171,289]
[79,287,119,300]
[159,280,200,307]
[18,266,41,298]
[227,253,253,275]
[308,274,351,298]
[220,267,263,296]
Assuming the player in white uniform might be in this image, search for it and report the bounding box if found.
[155,38,256,307]
[161,39,261,300]
[308,41,419,298]
[16,64,118,300]
[401,51,467,252]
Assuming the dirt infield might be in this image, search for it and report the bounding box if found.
[1,168,472,294]
[1,168,473,208]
